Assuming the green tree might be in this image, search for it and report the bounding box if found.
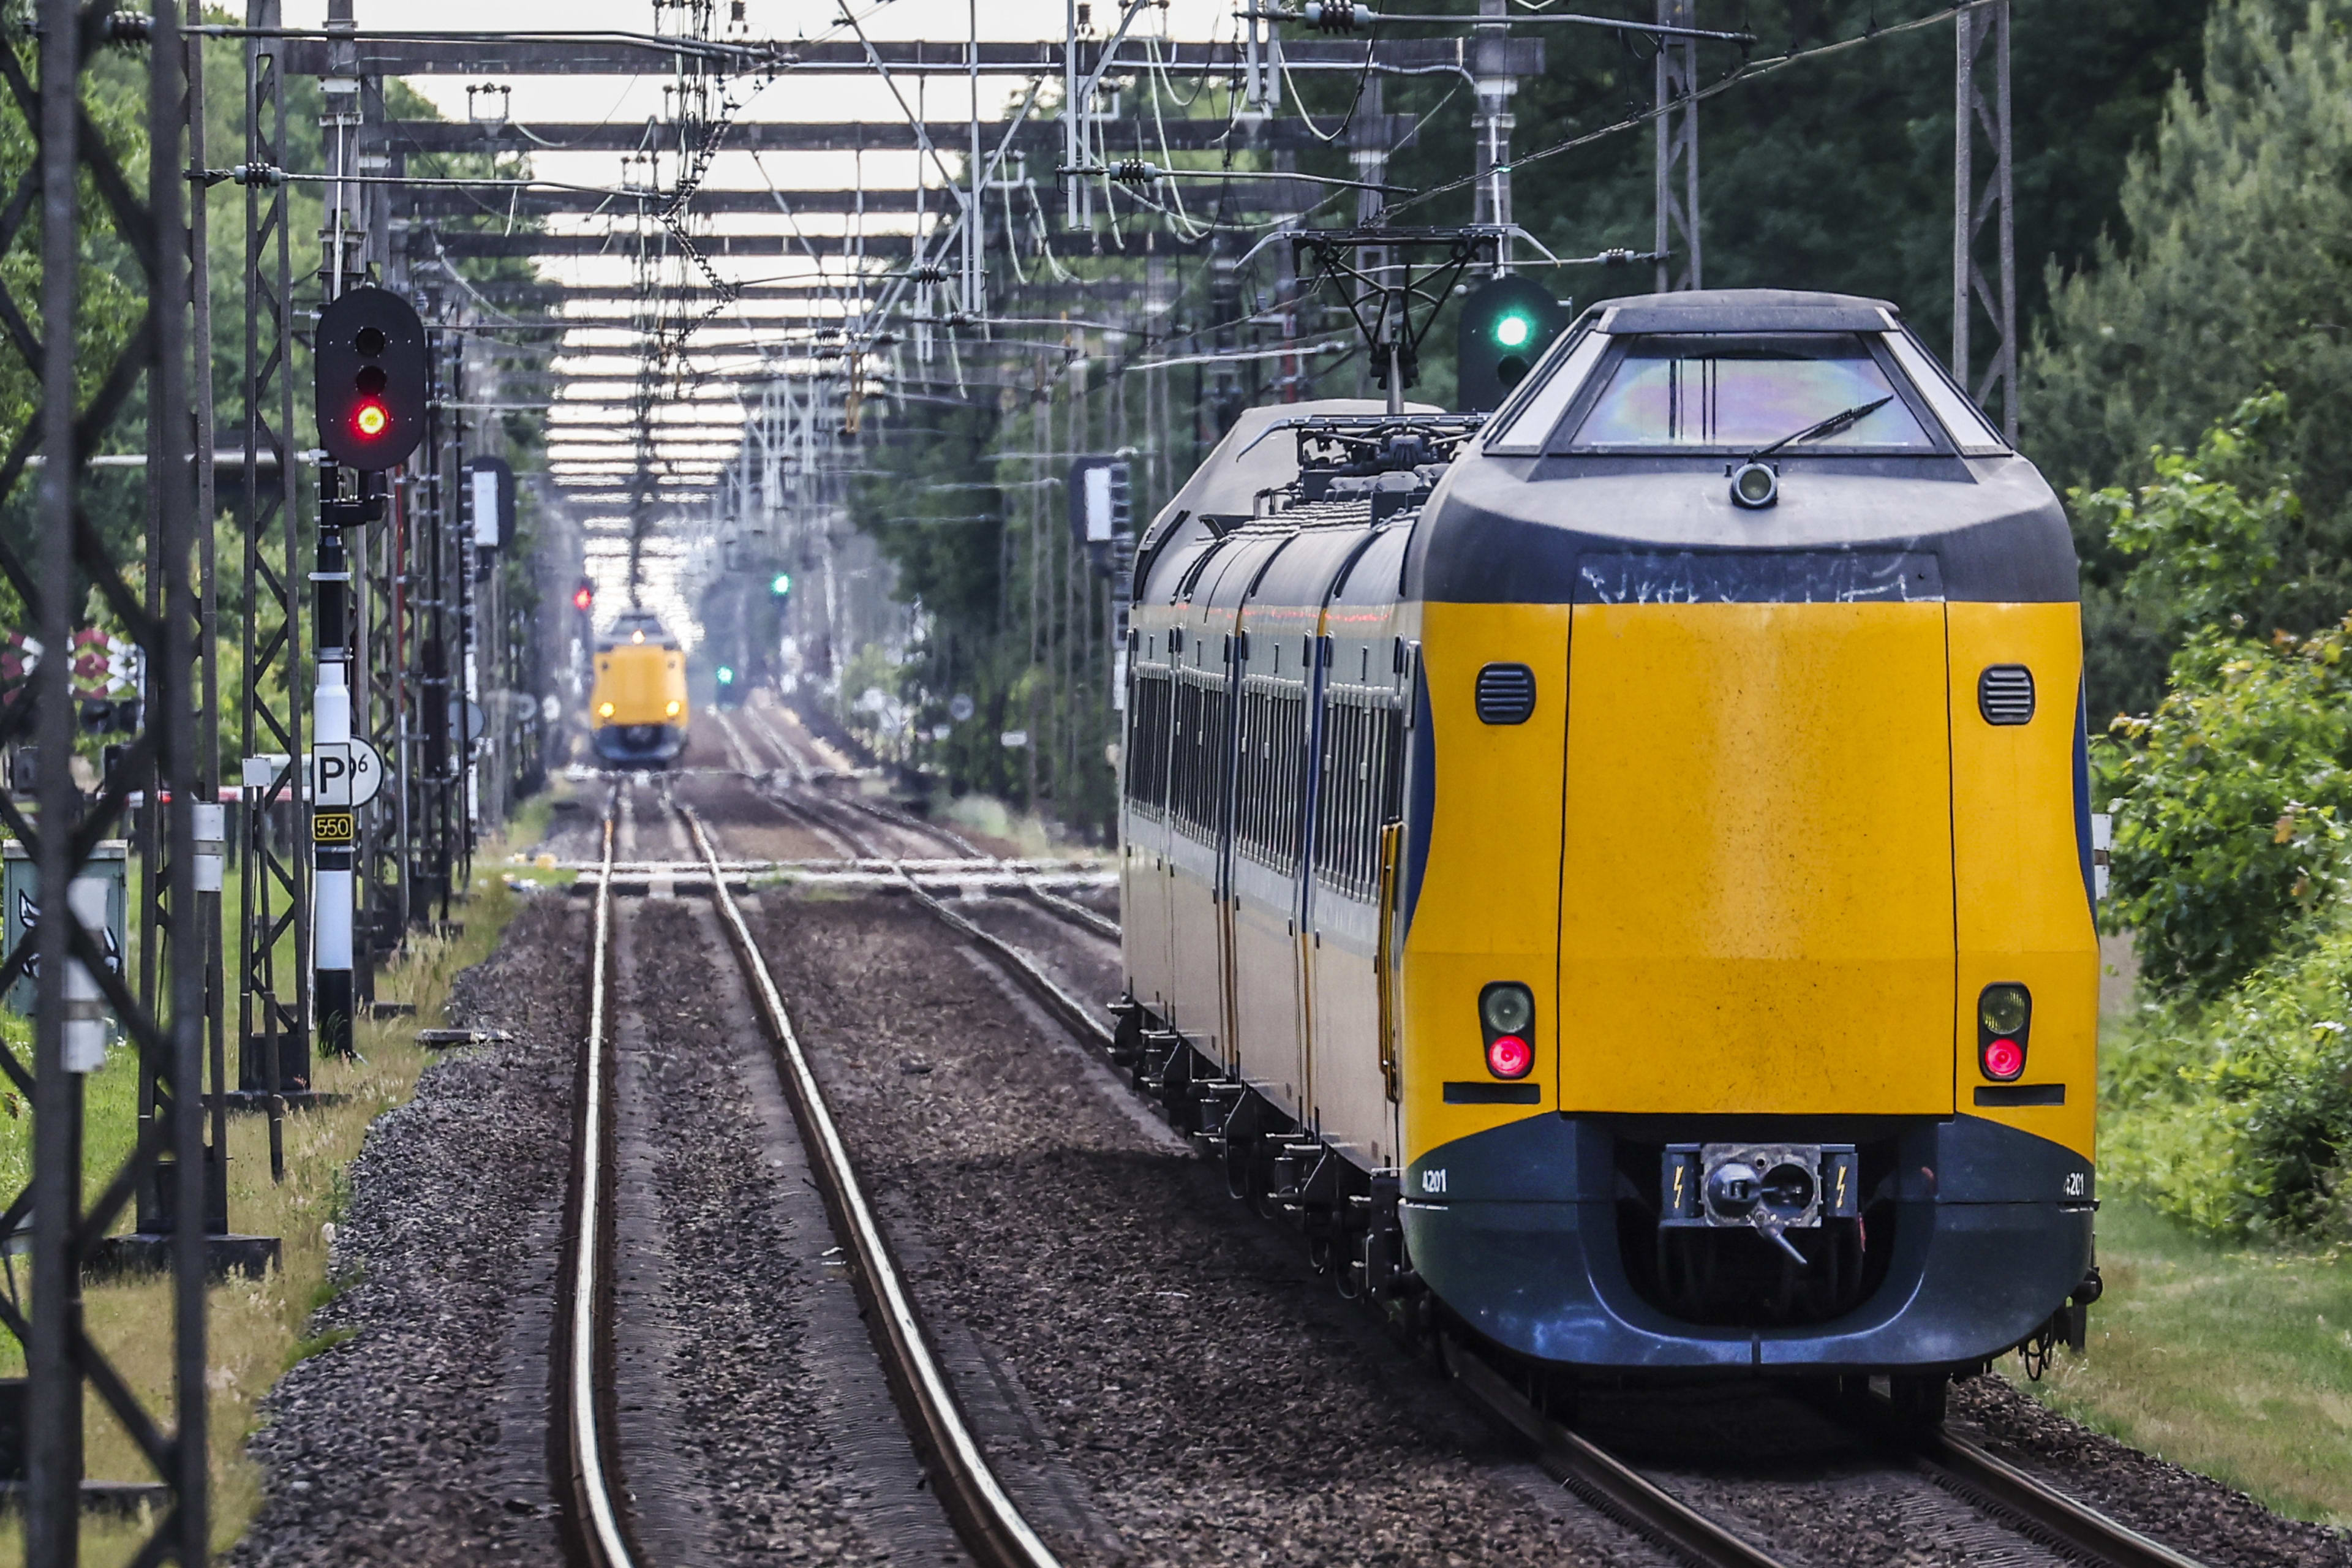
[2090,396,2352,1001]
[2032,1,2352,717]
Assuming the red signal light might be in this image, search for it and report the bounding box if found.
[1981,1036,2025,1081]
[572,585,594,612]
[353,400,389,439]
[1486,1033,1532,1080]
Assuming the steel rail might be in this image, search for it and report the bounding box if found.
[1900,1409,2211,1568]
[1443,1339,1792,1568]
[1014,881,1120,943]
[892,871,1115,1048]
[556,794,640,1568]
[677,804,1063,1568]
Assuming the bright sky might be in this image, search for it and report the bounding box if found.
[283,1,1268,631]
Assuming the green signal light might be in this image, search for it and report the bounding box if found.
[1494,313,1533,349]
[717,666,735,684]
[769,571,793,595]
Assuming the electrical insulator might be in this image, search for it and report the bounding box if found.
[1300,1,1373,33]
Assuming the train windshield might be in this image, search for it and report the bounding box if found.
[1566,333,1936,452]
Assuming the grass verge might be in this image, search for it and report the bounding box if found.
[0,831,541,1563]
[2013,1197,2352,1529]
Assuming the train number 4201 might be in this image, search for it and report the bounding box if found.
[2062,1171,2088,1199]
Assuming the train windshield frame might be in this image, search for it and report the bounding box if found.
[1553,332,1948,456]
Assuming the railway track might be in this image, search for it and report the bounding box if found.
[552,781,1063,1568]
[710,704,1123,944]
[1442,1332,2218,1568]
[628,764,2210,1568]
[1891,1404,2208,1568]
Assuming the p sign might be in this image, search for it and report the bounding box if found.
[311,739,385,809]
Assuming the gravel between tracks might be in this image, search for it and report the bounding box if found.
[229,897,586,1567]
[614,896,961,1567]
[752,889,1673,1568]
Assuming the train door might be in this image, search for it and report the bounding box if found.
[1301,526,1411,1169]
[1165,536,1277,1066]
[1119,641,1178,1017]
[1121,530,1221,1022]
[1228,538,1322,1122]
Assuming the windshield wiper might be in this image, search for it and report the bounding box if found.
[1744,394,1894,464]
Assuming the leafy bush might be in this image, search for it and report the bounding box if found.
[2106,908,2352,1237]
[2099,622,2352,1000]
[2091,393,2352,1000]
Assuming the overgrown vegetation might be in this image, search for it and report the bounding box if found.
[0,840,533,1567]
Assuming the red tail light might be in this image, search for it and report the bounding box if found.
[1486,1034,1532,1080]
[1981,1036,2025,1081]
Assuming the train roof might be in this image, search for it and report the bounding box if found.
[1575,287,1901,335]
[1136,398,1441,557]
[1410,288,2074,605]
[597,609,680,650]
[1133,290,2075,612]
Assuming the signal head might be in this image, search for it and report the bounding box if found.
[1456,276,1570,414]
[315,285,427,469]
[770,571,793,597]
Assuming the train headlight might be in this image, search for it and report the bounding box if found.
[1480,983,1533,1036]
[1730,461,1779,510]
[665,699,681,717]
[1980,984,2029,1036]
[1486,1034,1532,1080]
[1978,982,2030,1080]
[598,702,615,718]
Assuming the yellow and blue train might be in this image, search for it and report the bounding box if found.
[1113,289,2100,1417]
[590,610,690,767]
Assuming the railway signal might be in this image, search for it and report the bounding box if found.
[1457,276,1569,413]
[314,285,428,469]
[574,579,595,613]
[769,571,793,600]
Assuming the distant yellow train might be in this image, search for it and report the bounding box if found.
[590,611,689,767]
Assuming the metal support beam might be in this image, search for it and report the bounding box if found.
[276,34,1540,80]
[1654,0,1700,292]
[1474,0,1515,269]
[239,0,311,1110]
[377,114,1404,154]
[1954,0,2017,440]
[1,3,211,1558]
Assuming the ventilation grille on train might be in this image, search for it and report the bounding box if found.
[1476,663,1537,725]
[1978,665,2035,726]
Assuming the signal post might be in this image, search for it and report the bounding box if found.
[312,285,425,1054]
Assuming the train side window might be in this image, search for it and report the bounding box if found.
[1123,672,1174,816]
